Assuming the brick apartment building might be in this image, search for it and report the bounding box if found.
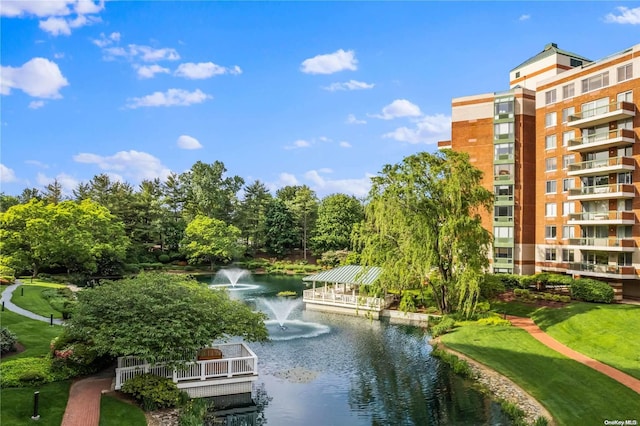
[440,43,639,299]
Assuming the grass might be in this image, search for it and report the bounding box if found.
[0,381,70,426]
[10,283,66,319]
[531,302,640,380]
[490,300,544,317]
[0,309,62,359]
[99,395,147,426]
[440,324,640,426]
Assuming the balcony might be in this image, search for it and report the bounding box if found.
[494,195,514,205]
[567,128,635,153]
[566,238,635,252]
[494,154,514,163]
[567,156,635,177]
[568,210,635,225]
[567,262,636,279]
[567,183,635,201]
[494,216,514,223]
[568,101,636,128]
[493,258,514,268]
[494,174,514,183]
[494,237,514,247]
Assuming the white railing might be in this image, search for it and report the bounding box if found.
[115,342,258,390]
[303,288,394,310]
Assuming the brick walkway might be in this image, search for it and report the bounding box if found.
[507,315,640,394]
[61,377,113,426]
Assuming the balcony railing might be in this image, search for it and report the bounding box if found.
[568,101,636,128]
[495,195,514,203]
[567,237,635,249]
[494,174,514,182]
[568,262,636,276]
[567,183,635,200]
[493,257,513,265]
[567,128,635,152]
[567,156,635,176]
[494,154,514,161]
[494,216,514,223]
[494,237,514,245]
[568,210,636,223]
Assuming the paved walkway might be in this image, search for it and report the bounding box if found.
[0,281,64,325]
[507,315,640,394]
[61,377,113,426]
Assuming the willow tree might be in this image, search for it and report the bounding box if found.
[359,150,492,317]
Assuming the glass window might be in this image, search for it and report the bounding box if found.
[563,154,575,169]
[545,112,557,127]
[546,180,557,194]
[562,249,575,262]
[562,107,575,123]
[494,164,514,177]
[618,172,633,184]
[495,247,513,258]
[617,90,633,103]
[562,225,575,239]
[562,83,575,99]
[581,97,609,118]
[494,143,514,159]
[545,135,557,150]
[562,130,575,146]
[618,118,633,131]
[545,89,557,105]
[617,225,632,238]
[618,252,633,266]
[581,72,609,93]
[494,122,514,138]
[495,100,514,116]
[545,248,557,261]
[545,203,557,217]
[545,157,557,172]
[562,202,575,216]
[570,58,583,67]
[563,178,575,192]
[617,64,632,82]
[494,205,513,218]
[495,185,513,196]
[545,226,557,239]
[494,227,513,238]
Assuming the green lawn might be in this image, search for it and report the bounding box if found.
[0,309,63,358]
[99,395,147,426]
[10,283,66,319]
[532,302,640,380]
[0,381,70,426]
[440,324,640,426]
[490,300,544,317]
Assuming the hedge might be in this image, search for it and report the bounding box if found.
[570,278,614,303]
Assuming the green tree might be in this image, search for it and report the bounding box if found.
[66,273,268,363]
[0,193,20,212]
[161,172,188,253]
[181,215,242,269]
[237,180,272,253]
[276,185,318,260]
[311,193,364,254]
[263,199,297,258]
[43,179,64,204]
[359,150,492,317]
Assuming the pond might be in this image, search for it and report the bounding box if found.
[198,272,511,426]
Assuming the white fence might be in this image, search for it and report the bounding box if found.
[303,289,394,311]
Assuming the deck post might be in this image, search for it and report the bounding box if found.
[227,359,233,377]
[172,369,178,383]
[201,362,206,381]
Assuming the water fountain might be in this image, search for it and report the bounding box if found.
[209,268,261,291]
[259,297,330,341]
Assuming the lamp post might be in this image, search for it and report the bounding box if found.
[31,391,40,420]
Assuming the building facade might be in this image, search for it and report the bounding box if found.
[444,43,639,299]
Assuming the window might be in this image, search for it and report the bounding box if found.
[546,180,557,194]
[618,252,633,266]
[494,122,514,139]
[494,205,513,219]
[545,157,557,172]
[563,154,575,169]
[581,97,609,118]
[545,112,557,127]
[562,83,575,99]
[617,63,632,82]
[581,72,609,93]
[495,100,514,116]
[545,135,557,150]
[619,118,633,131]
[563,178,575,192]
[495,185,513,196]
[494,227,513,239]
[545,203,557,217]
[562,107,575,123]
[515,71,520,78]
[618,172,633,184]
[562,225,575,239]
[545,89,557,105]
[617,225,632,238]
[562,201,575,216]
[494,143,514,159]
[562,130,575,146]
[618,90,633,103]
[545,248,557,261]
[570,58,583,67]
[545,226,557,239]
[495,247,513,259]
[562,249,575,262]
[494,164,513,178]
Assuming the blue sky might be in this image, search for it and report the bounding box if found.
[1,1,639,198]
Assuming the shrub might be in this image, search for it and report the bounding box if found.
[179,398,213,426]
[430,347,474,379]
[500,400,526,425]
[477,316,511,326]
[0,264,16,277]
[559,295,571,303]
[570,279,614,303]
[158,254,171,264]
[399,292,417,313]
[121,374,187,411]
[0,275,16,285]
[495,274,522,289]
[481,275,505,299]
[0,327,17,354]
[0,357,54,388]
[430,317,456,337]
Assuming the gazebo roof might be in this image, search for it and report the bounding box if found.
[302,265,382,286]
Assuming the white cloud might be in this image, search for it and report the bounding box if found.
[53,52,65,59]
[73,150,172,182]
[346,114,366,125]
[318,168,333,174]
[177,135,203,150]
[372,99,422,120]
[382,114,452,144]
[103,44,180,62]
[135,64,170,79]
[28,100,46,109]
[303,170,372,197]
[276,172,299,187]
[39,17,72,36]
[0,164,17,183]
[605,7,640,24]
[318,136,331,142]
[175,62,242,79]
[92,31,121,48]
[1,58,69,99]
[0,1,74,17]
[284,139,311,150]
[323,79,374,91]
[125,88,211,109]
[300,49,358,74]
[339,141,352,148]
[519,14,531,21]
[36,172,79,194]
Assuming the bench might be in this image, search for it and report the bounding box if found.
[197,348,223,360]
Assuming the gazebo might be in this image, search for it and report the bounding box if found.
[301,265,394,319]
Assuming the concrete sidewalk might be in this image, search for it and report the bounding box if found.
[1,280,64,325]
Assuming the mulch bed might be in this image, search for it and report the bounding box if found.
[1,342,26,359]
[497,291,569,309]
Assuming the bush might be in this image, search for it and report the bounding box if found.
[560,295,571,303]
[158,254,171,264]
[399,292,417,313]
[0,357,55,388]
[477,316,511,326]
[570,279,614,303]
[481,275,506,299]
[430,317,456,337]
[0,327,17,354]
[430,347,474,379]
[121,374,188,411]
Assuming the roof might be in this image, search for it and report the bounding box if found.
[511,43,592,72]
[302,265,382,285]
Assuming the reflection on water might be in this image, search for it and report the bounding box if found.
[197,274,510,426]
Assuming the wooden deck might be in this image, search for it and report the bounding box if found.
[115,342,258,398]
[302,288,394,318]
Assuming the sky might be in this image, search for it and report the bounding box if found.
[1,1,639,199]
